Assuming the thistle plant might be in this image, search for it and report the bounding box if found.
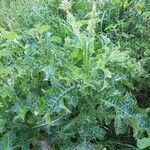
[0,0,149,149]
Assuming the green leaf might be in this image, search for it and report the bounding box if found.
[1,31,20,39]
[90,126,106,140]
[44,113,53,125]
[114,115,127,135]
[60,99,71,113]
[108,50,128,63]
[0,119,6,133]
[71,48,80,58]
[64,36,72,49]
[38,25,50,33]
[27,28,37,35]
[0,85,11,99]
[123,0,129,8]
[14,107,29,122]
[99,80,108,91]
[42,66,54,81]
[0,133,13,150]
[0,27,5,32]
[102,68,112,78]
[0,49,11,58]
[121,78,134,90]
[137,138,150,149]
[51,36,62,43]
[27,25,50,35]
[70,48,83,63]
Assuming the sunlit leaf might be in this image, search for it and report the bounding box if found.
[1,31,20,39]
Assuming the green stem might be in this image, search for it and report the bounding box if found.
[84,40,90,73]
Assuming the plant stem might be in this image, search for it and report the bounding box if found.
[84,40,90,74]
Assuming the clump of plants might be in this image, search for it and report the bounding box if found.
[0,0,150,149]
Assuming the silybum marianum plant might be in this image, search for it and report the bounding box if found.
[0,0,150,149]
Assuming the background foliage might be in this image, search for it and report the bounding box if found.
[0,0,150,149]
